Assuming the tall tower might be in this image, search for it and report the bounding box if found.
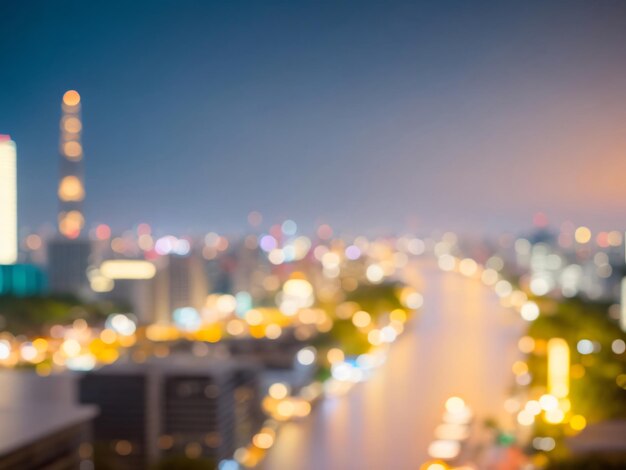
[58,90,85,239]
[48,90,91,296]
[0,135,17,264]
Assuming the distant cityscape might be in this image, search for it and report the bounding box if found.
[0,89,625,469]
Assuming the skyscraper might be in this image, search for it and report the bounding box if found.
[48,91,91,297]
[154,254,208,324]
[0,135,17,264]
[58,90,85,239]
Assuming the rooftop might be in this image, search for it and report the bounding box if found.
[0,403,96,456]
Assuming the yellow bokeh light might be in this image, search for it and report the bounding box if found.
[458,258,478,276]
[32,338,48,353]
[245,309,263,326]
[276,400,295,419]
[420,461,449,470]
[58,210,84,239]
[252,431,274,449]
[249,325,265,339]
[390,309,407,323]
[268,382,289,399]
[548,338,570,398]
[368,329,382,346]
[58,175,85,202]
[63,116,82,133]
[544,408,565,424]
[352,310,371,328]
[196,327,222,343]
[100,348,119,363]
[63,141,83,160]
[574,226,592,244]
[518,336,535,354]
[571,364,586,379]
[62,339,81,357]
[63,90,81,106]
[36,363,52,376]
[294,400,311,417]
[512,361,528,376]
[226,319,245,336]
[569,414,586,431]
[265,323,282,339]
[326,347,344,364]
[283,278,314,299]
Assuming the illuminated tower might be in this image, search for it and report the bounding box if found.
[0,135,17,264]
[48,90,91,297]
[58,90,85,239]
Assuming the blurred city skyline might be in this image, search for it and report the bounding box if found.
[2,0,626,235]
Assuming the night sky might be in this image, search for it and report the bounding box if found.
[2,1,626,236]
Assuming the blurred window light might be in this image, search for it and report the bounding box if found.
[100,260,156,279]
[58,175,85,201]
[621,277,626,332]
[548,338,569,398]
[427,440,460,460]
[0,136,17,264]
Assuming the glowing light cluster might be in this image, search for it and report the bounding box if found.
[427,397,473,463]
[58,90,85,238]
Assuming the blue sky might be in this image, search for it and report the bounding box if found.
[2,0,626,235]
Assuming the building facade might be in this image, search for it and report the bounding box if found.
[0,135,17,265]
[79,355,263,469]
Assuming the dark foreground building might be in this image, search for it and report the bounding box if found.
[79,355,263,469]
[0,403,96,469]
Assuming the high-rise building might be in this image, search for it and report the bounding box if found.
[48,238,92,297]
[93,259,158,323]
[154,254,208,324]
[58,90,85,240]
[79,355,263,469]
[48,91,92,297]
[0,135,17,264]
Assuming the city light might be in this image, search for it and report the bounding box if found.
[58,90,85,239]
[99,260,156,279]
[622,277,626,332]
[547,338,570,398]
[3,5,626,469]
[0,135,17,264]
